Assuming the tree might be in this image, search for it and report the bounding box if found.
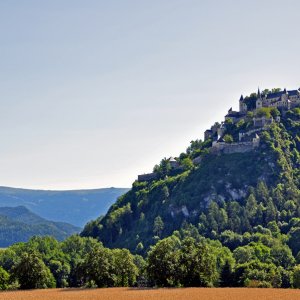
[278,267,293,288]
[250,242,271,263]
[112,249,138,287]
[265,198,277,223]
[256,107,272,118]
[207,202,219,232]
[219,260,234,287]
[0,248,18,272]
[181,157,194,170]
[220,230,243,250]
[293,265,300,288]
[81,245,115,287]
[133,255,147,286]
[147,236,180,287]
[234,260,281,288]
[272,88,281,93]
[270,244,295,269]
[153,216,164,237]
[12,251,55,289]
[227,202,242,233]
[0,267,9,290]
[288,227,300,255]
[245,194,258,224]
[267,221,280,237]
[179,238,217,287]
[153,158,171,178]
[49,260,70,288]
[256,181,269,204]
[223,134,233,144]
[135,242,144,254]
[233,246,254,264]
[270,108,280,118]
[61,235,102,287]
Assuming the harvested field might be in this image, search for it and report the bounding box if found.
[0,287,300,300]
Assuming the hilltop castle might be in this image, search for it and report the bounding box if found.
[221,88,300,125]
[240,88,300,113]
[205,87,300,154]
[138,87,300,182]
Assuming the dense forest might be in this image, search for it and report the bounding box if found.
[0,230,300,289]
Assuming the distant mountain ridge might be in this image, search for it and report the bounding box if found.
[0,187,129,227]
[0,206,80,247]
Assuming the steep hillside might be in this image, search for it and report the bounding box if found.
[82,99,300,254]
[0,206,80,247]
[0,187,128,227]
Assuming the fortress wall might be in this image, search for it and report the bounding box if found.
[138,173,157,182]
[211,141,258,154]
[223,143,255,154]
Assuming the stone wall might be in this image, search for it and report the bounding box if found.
[211,140,259,155]
[138,172,157,182]
[239,127,265,141]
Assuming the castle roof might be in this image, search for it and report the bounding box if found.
[265,91,285,99]
[226,111,243,118]
[288,90,299,96]
[239,95,244,101]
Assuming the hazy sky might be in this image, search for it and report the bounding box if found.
[0,0,300,190]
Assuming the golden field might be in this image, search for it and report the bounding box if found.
[0,288,300,300]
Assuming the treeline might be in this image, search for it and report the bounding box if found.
[0,235,140,290]
[147,224,300,288]
[1,228,300,290]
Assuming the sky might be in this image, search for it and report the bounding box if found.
[0,0,300,190]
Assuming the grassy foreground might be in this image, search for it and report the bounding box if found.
[1,288,300,300]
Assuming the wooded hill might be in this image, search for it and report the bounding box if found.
[81,104,300,258]
[0,206,80,247]
[3,95,300,289]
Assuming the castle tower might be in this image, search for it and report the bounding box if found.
[239,95,247,112]
[257,87,261,99]
[256,87,263,109]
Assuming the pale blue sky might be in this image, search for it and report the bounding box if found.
[0,0,299,189]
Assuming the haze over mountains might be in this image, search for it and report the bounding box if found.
[0,206,80,247]
[0,187,128,227]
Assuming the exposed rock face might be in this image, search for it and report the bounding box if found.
[181,206,189,217]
